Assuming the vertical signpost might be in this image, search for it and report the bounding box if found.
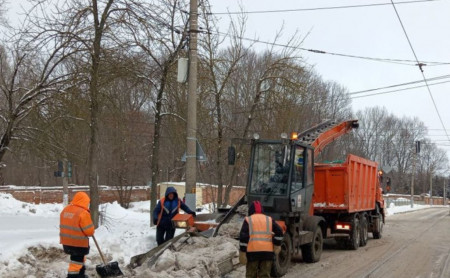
[62,160,69,206]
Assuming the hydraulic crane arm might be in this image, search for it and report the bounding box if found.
[296,119,359,158]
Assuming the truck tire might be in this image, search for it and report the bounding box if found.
[360,215,368,247]
[347,217,360,250]
[271,233,292,277]
[301,225,323,263]
[373,213,383,239]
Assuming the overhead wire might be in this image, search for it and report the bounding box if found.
[389,0,450,144]
[213,31,450,67]
[228,76,450,115]
[348,74,450,95]
[350,80,450,99]
[208,0,445,15]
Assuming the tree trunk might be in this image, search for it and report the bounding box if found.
[150,66,169,227]
[215,92,224,208]
[88,0,114,227]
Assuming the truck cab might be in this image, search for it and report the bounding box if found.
[246,139,315,218]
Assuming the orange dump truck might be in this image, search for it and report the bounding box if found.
[313,154,385,249]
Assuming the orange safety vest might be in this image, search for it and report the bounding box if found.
[245,214,274,252]
[60,192,95,248]
[156,197,181,226]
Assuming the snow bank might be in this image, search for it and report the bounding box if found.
[0,192,62,217]
[385,202,436,215]
[132,236,239,278]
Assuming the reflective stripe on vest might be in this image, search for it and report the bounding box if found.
[156,197,181,226]
[246,214,274,252]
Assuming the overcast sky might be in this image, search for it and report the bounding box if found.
[4,0,450,159]
[208,0,450,156]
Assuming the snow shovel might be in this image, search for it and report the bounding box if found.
[92,235,123,277]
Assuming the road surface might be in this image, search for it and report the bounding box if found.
[284,207,450,278]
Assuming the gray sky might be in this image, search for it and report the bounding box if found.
[209,0,450,156]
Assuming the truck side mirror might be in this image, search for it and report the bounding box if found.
[228,146,236,165]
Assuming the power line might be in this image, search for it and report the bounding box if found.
[390,0,450,145]
[350,80,450,99]
[349,75,450,95]
[229,78,449,116]
[209,0,445,15]
[213,31,450,67]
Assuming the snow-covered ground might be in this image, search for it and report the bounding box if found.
[0,192,446,277]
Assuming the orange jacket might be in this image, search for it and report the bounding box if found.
[60,192,95,248]
[245,214,274,253]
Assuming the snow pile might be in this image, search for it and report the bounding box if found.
[134,236,239,278]
[217,205,247,238]
[0,193,62,216]
[385,202,433,215]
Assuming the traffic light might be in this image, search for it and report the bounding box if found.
[67,161,72,178]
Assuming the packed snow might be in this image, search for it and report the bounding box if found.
[0,192,446,277]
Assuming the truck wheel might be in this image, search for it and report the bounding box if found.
[301,225,323,263]
[360,215,368,247]
[348,217,360,250]
[271,233,292,277]
[373,213,383,239]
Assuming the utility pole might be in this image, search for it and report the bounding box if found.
[443,178,446,207]
[185,0,198,211]
[429,172,433,206]
[410,141,419,208]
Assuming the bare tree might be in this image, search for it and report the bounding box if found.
[199,5,246,207]
[119,0,190,225]
[0,29,76,175]
[223,47,306,205]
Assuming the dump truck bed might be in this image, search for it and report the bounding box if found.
[313,154,379,214]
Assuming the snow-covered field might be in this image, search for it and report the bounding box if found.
[0,192,444,277]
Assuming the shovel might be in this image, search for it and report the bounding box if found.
[92,235,123,277]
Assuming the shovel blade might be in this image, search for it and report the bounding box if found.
[95,261,123,277]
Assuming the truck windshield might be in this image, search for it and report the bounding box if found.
[249,143,291,196]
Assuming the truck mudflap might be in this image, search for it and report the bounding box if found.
[298,230,314,245]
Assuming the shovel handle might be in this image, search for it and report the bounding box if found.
[92,235,107,265]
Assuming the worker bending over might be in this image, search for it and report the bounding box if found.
[153,186,196,246]
[60,192,95,278]
[239,200,283,278]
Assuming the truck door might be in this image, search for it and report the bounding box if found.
[290,145,314,214]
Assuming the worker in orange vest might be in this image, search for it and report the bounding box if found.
[60,192,95,278]
[239,200,283,278]
[153,186,196,245]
